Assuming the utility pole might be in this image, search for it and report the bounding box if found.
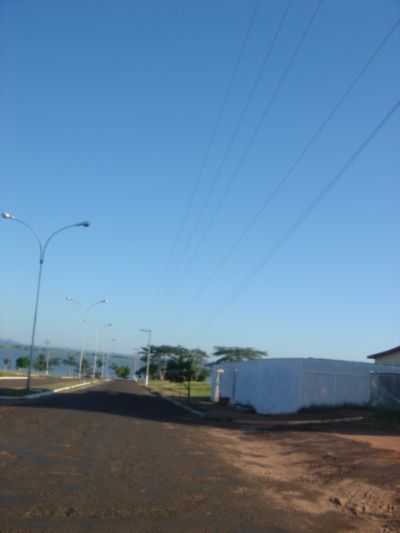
[140,329,152,386]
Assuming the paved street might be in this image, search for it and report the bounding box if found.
[0,381,348,533]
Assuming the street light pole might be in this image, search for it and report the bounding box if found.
[66,297,108,379]
[105,338,117,379]
[132,347,139,381]
[1,212,90,391]
[140,328,152,386]
[93,323,112,378]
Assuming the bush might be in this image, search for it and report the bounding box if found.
[16,356,30,369]
[113,366,130,379]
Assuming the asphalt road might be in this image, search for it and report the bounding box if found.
[0,381,348,533]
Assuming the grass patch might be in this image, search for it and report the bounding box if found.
[0,371,25,377]
[149,380,211,400]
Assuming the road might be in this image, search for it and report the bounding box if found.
[0,380,349,533]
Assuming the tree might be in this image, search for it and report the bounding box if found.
[63,354,78,376]
[34,353,47,372]
[165,348,208,400]
[16,356,30,369]
[80,357,90,377]
[136,345,209,397]
[138,345,185,380]
[111,364,130,379]
[48,357,60,369]
[212,346,267,364]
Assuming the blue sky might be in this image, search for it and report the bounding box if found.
[1,0,399,360]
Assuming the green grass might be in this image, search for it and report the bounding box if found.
[149,380,211,399]
[0,371,25,377]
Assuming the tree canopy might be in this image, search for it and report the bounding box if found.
[34,353,47,371]
[111,364,130,379]
[48,357,60,369]
[138,345,209,383]
[212,346,267,364]
[16,356,30,369]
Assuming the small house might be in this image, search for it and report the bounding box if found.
[367,346,400,365]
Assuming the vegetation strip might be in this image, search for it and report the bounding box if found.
[146,384,206,417]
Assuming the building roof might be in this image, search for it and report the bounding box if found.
[367,345,400,360]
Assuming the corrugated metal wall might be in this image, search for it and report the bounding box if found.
[211,358,400,414]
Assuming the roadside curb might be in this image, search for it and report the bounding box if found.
[235,415,367,430]
[0,380,102,402]
[144,385,206,417]
[0,376,27,380]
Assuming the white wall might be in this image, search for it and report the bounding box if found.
[211,358,400,415]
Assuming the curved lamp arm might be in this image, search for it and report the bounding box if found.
[42,221,90,262]
[85,299,108,315]
[9,217,43,255]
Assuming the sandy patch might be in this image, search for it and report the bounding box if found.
[205,427,400,532]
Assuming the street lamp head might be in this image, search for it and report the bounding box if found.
[77,221,90,228]
[1,212,15,220]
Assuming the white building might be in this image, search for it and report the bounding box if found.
[210,357,400,415]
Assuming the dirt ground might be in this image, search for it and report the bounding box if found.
[205,419,400,533]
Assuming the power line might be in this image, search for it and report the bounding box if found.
[178,0,293,277]
[182,0,324,278]
[202,95,400,328]
[192,14,400,301]
[160,0,261,283]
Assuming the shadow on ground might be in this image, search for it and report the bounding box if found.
[4,381,400,438]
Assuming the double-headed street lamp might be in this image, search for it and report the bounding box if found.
[1,212,90,391]
[140,328,152,386]
[65,297,108,379]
